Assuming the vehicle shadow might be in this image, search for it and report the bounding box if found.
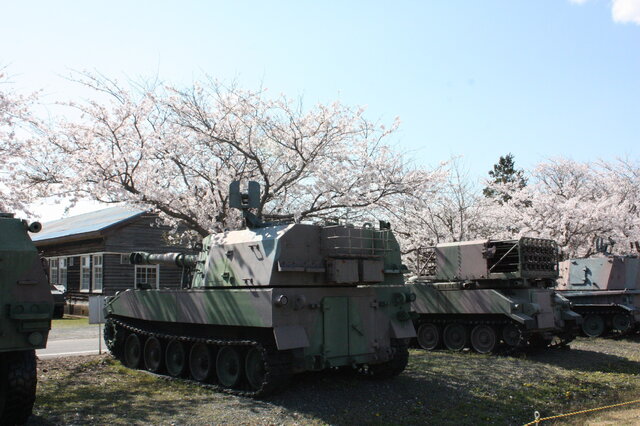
[511,346,640,374]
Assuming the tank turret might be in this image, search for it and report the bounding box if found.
[408,237,581,353]
[104,182,414,396]
[0,212,54,424]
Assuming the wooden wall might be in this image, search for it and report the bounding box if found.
[36,213,188,300]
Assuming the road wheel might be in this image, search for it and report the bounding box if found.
[245,347,266,390]
[582,314,605,337]
[189,343,215,382]
[367,341,409,379]
[502,323,523,347]
[0,350,37,425]
[417,323,441,350]
[216,347,243,388]
[165,340,188,377]
[612,314,632,334]
[143,337,164,373]
[443,324,468,351]
[124,333,143,369]
[470,325,497,354]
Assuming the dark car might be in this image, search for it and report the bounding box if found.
[50,284,66,318]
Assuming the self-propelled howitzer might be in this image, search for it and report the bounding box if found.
[104,183,415,396]
[407,237,582,353]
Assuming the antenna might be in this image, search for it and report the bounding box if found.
[228,181,262,228]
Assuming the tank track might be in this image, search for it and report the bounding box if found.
[573,306,638,336]
[0,350,38,425]
[106,317,292,398]
[415,316,575,353]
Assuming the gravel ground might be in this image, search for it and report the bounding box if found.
[27,335,640,425]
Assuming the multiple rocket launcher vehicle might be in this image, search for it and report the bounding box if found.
[409,238,582,353]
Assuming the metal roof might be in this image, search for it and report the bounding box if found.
[32,206,147,242]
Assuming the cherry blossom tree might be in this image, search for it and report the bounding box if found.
[487,158,640,258]
[0,70,40,213]
[10,72,440,237]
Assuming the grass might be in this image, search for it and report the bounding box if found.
[30,336,640,425]
[51,316,90,328]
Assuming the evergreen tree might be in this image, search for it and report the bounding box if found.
[483,153,527,202]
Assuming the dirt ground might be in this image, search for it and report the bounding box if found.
[28,335,640,425]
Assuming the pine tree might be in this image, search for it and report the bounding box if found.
[483,153,527,202]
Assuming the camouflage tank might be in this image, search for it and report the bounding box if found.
[556,239,640,337]
[407,237,582,353]
[104,182,415,396]
[0,213,53,425]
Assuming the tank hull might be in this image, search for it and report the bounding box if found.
[557,256,640,336]
[408,282,581,353]
[105,284,415,395]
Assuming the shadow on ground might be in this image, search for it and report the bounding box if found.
[29,342,640,426]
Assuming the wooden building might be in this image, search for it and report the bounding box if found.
[32,206,188,315]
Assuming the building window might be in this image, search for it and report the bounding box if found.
[49,259,58,284]
[93,254,103,293]
[135,265,159,289]
[81,255,91,292]
[58,258,68,289]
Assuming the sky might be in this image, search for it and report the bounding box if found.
[2,0,639,221]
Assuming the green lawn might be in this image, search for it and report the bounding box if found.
[51,316,90,328]
[32,336,640,425]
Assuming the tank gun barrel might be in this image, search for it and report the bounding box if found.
[129,252,197,268]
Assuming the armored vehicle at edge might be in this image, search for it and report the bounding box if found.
[556,239,640,337]
[0,213,53,425]
[407,237,582,353]
[104,182,415,396]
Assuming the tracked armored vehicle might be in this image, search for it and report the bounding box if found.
[104,182,415,396]
[1,213,53,425]
[407,237,582,353]
[556,240,640,337]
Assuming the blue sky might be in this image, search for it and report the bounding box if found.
[3,0,639,186]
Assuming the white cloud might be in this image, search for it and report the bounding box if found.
[568,0,640,25]
[612,0,640,25]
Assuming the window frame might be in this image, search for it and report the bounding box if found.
[80,255,91,292]
[134,264,160,289]
[49,259,58,285]
[92,254,103,293]
[58,257,68,289]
